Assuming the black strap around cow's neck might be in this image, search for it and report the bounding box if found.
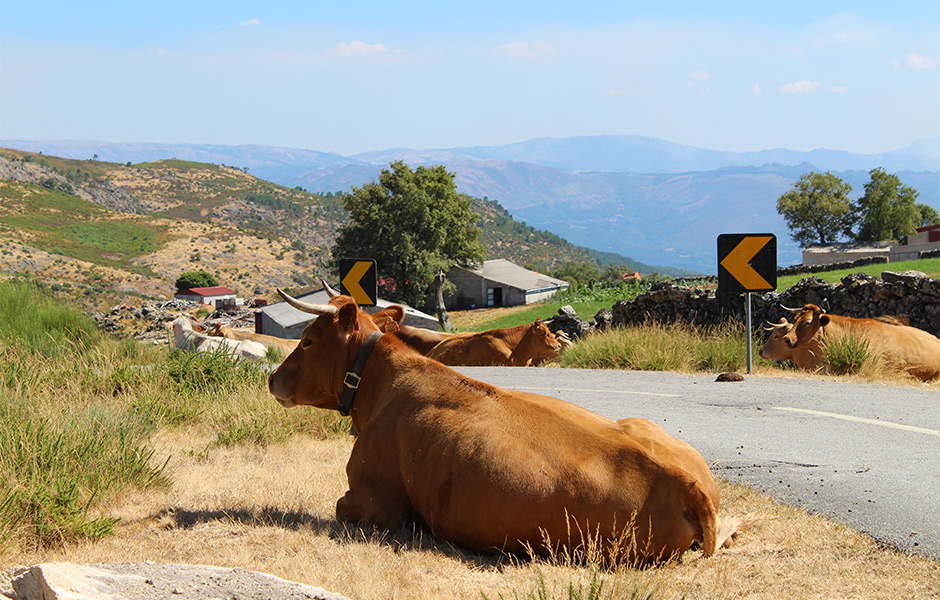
[338,331,383,417]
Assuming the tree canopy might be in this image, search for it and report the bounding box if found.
[776,171,855,247]
[853,168,921,242]
[331,161,486,309]
[174,270,219,293]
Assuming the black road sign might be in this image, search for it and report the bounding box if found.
[718,234,777,293]
[339,259,377,306]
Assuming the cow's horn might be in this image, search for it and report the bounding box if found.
[763,318,790,331]
[780,304,803,313]
[277,288,338,315]
[319,277,340,298]
[543,318,555,325]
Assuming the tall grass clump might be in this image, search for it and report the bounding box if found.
[560,321,759,373]
[823,330,877,376]
[0,281,168,549]
[0,278,104,355]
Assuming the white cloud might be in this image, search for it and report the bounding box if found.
[688,70,710,82]
[749,83,762,95]
[331,41,394,59]
[494,42,556,61]
[239,18,261,27]
[780,80,819,94]
[897,53,940,71]
[827,86,847,93]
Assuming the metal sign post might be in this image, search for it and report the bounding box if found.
[717,234,777,374]
[746,292,753,373]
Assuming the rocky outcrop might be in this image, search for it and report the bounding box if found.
[5,562,350,600]
[607,271,939,336]
[0,156,148,214]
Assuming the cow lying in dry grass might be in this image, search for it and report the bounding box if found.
[777,304,940,381]
[207,323,299,355]
[168,315,267,361]
[267,290,742,563]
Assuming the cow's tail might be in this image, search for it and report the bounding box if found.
[688,482,744,556]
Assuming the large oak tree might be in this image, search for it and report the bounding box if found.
[331,161,485,328]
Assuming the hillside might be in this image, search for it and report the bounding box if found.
[5,136,936,274]
[0,148,662,309]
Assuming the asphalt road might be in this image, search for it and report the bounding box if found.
[455,367,940,560]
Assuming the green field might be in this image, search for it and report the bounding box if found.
[0,181,165,273]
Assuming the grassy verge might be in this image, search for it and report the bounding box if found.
[0,280,347,552]
[558,321,760,373]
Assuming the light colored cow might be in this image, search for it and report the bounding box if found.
[168,315,267,361]
[207,323,298,355]
[267,290,742,563]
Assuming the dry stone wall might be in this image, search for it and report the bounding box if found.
[546,271,940,340]
[610,271,939,336]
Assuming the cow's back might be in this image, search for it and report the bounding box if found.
[833,317,940,381]
[361,369,718,559]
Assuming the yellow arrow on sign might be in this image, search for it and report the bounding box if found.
[720,236,773,290]
[341,261,375,305]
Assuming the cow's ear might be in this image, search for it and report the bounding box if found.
[819,315,830,326]
[338,302,360,334]
[372,305,405,327]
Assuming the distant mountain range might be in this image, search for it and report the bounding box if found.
[3,136,937,273]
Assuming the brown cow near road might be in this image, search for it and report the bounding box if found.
[386,324,466,355]
[781,303,940,381]
[427,319,563,366]
[758,318,824,371]
[207,324,299,355]
[267,290,742,563]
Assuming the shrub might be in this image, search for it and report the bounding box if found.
[174,270,219,293]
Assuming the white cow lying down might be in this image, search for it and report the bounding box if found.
[168,315,267,361]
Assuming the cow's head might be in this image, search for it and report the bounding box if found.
[758,318,793,360]
[267,289,404,410]
[524,319,564,364]
[206,323,227,337]
[781,304,828,349]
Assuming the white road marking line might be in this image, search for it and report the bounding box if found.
[772,407,940,437]
[514,386,680,398]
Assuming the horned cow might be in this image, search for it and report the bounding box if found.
[267,290,742,563]
[758,317,824,371]
[781,303,940,381]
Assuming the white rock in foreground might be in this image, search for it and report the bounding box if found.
[8,563,350,600]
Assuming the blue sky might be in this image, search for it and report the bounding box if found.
[1,0,938,156]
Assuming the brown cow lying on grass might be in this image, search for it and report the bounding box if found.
[207,324,299,355]
[780,303,940,381]
[759,318,825,371]
[267,290,742,563]
[427,319,563,366]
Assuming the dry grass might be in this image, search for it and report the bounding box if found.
[5,429,938,600]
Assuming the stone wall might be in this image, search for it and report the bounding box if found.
[546,271,940,340]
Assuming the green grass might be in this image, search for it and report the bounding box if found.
[777,258,940,290]
[459,283,650,331]
[0,280,348,551]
